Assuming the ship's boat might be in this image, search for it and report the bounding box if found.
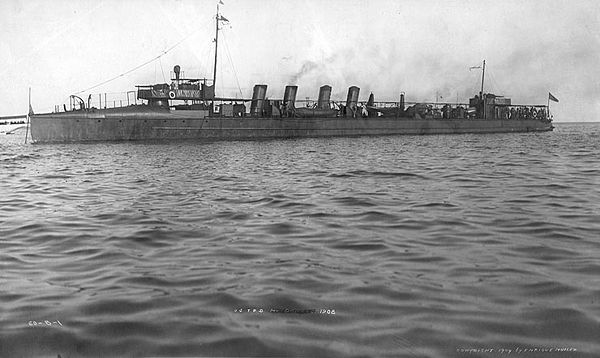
[28,5,553,143]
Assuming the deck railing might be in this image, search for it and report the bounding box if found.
[54,91,139,113]
[53,94,550,121]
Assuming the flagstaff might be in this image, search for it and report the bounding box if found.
[548,92,559,119]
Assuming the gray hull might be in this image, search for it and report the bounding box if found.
[30,108,553,143]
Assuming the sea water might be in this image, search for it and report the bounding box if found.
[1,123,599,358]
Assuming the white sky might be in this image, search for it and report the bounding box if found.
[1,0,599,121]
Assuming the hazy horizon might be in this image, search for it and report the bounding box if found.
[1,0,598,122]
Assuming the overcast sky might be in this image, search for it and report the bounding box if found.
[1,0,598,121]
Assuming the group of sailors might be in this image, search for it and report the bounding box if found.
[404,104,549,121]
[503,106,547,120]
[439,104,548,120]
[217,99,549,121]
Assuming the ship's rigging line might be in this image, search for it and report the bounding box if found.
[74,31,196,95]
[487,70,503,97]
[221,31,244,99]
[202,41,213,80]
[159,57,167,83]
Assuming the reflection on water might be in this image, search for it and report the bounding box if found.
[1,123,599,357]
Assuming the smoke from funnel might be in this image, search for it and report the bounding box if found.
[289,61,319,85]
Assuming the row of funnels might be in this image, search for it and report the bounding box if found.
[250,84,361,116]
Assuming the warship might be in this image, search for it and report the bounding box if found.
[29,5,554,143]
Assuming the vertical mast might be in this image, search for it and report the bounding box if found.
[480,59,486,120]
[212,3,219,91]
[480,59,485,96]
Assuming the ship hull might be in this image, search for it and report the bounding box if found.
[30,107,553,143]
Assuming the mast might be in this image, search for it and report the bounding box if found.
[212,3,219,91]
[480,59,485,96]
[480,60,486,120]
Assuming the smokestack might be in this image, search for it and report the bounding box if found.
[283,85,298,108]
[346,86,360,117]
[250,84,268,116]
[317,85,332,110]
[400,93,405,111]
[367,92,374,107]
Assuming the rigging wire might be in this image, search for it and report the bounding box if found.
[202,38,216,80]
[470,71,481,94]
[200,41,212,79]
[487,70,504,95]
[159,56,167,83]
[206,43,215,83]
[221,31,244,99]
[74,32,196,95]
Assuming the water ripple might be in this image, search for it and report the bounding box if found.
[0,123,599,357]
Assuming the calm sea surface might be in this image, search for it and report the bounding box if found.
[1,123,599,358]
